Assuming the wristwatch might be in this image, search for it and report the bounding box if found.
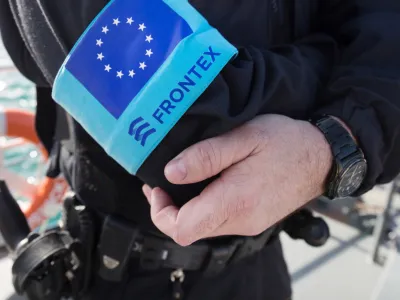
[309,115,367,199]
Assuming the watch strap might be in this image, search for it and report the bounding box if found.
[311,116,360,163]
[309,115,365,198]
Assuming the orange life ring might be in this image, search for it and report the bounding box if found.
[0,107,69,229]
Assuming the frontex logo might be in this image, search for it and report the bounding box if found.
[128,117,156,147]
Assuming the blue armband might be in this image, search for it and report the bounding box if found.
[53,0,237,174]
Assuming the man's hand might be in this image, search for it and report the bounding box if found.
[142,114,333,246]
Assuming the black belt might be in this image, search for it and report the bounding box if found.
[96,215,275,282]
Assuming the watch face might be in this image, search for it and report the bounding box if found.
[337,160,367,198]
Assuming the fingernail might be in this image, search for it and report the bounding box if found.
[165,158,187,181]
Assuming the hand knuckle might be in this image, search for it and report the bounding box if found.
[150,210,162,226]
[196,140,220,174]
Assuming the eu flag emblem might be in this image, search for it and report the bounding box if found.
[66,0,193,119]
[53,0,237,174]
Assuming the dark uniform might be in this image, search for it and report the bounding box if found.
[1,0,400,299]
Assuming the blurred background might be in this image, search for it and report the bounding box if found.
[0,36,399,300]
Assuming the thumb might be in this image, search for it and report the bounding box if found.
[164,125,260,184]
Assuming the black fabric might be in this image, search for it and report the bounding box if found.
[2,0,400,299]
[4,0,400,223]
[315,0,400,195]
[84,238,292,300]
[0,0,47,86]
[7,0,69,85]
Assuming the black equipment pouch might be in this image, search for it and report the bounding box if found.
[97,216,139,282]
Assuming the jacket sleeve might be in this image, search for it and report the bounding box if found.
[0,0,48,86]
[140,33,340,205]
[314,0,400,194]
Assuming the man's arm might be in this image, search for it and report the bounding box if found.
[315,0,400,194]
[141,32,339,204]
[141,0,400,244]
